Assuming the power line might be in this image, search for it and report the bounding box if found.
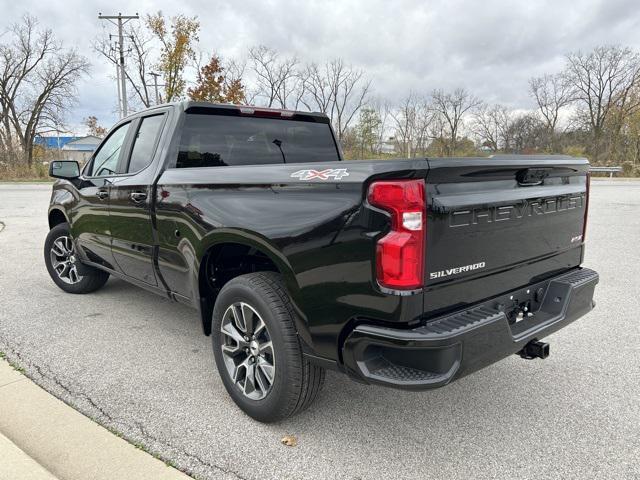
[98,12,139,118]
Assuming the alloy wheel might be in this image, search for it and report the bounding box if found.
[49,235,83,285]
[220,302,275,400]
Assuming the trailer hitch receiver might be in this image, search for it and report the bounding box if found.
[518,340,550,360]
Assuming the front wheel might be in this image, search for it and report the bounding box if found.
[44,223,109,294]
[212,272,325,422]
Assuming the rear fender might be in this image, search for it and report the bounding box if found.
[194,229,312,346]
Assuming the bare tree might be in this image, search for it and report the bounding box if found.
[529,73,574,149]
[248,46,278,106]
[414,101,436,156]
[327,59,371,141]
[529,73,573,132]
[95,23,155,109]
[371,99,391,154]
[507,112,546,153]
[390,93,419,157]
[565,46,640,161]
[390,93,434,157]
[301,62,332,113]
[248,45,303,109]
[430,88,481,156]
[302,59,371,142]
[0,15,89,166]
[231,57,260,105]
[472,103,512,152]
[0,15,53,158]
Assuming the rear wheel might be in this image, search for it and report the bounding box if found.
[212,272,325,422]
[44,223,109,294]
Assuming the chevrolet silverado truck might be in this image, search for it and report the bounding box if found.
[45,101,598,422]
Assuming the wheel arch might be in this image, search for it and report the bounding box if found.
[48,208,69,229]
[195,230,308,342]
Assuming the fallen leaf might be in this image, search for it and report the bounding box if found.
[281,435,297,447]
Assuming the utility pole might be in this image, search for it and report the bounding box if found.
[98,12,139,118]
[112,43,123,118]
[149,72,162,105]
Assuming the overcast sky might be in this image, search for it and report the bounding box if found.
[2,0,640,134]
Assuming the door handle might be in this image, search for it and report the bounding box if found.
[130,191,148,202]
[96,190,109,200]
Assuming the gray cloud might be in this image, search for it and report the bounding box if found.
[2,0,640,131]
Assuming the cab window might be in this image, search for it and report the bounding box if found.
[88,122,130,177]
[175,113,340,168]
[127,115,165,173]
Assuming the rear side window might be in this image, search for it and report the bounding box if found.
[175,113,340,168]
[128,115,165,173]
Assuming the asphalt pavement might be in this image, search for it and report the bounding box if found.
[0,181,638,480]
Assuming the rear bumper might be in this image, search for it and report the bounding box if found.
[342,267,598,390]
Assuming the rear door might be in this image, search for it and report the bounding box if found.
[108,112,168,285]
[423,156,589,317]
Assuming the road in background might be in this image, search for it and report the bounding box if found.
[0,181,638,480]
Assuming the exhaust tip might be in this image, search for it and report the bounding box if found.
[518,340,550,360]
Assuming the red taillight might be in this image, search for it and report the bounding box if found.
[367,180,425,290]
[582,172,590,242]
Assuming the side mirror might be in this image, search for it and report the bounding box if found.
[49,160,80,179]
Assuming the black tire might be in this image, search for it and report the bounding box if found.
[44,223,110,294]
[212,272,325,422]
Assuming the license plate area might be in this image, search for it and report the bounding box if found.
[490,275,570,337]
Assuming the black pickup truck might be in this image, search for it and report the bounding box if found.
[45,102,598,422]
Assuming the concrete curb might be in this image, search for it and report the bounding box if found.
[0,359,190,480]
[0,432,59,480]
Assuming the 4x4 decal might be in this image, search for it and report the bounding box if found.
[290,168,349,181]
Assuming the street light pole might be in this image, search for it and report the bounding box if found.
[98,12,139,118]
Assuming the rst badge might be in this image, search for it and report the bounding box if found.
[290,168,349,181]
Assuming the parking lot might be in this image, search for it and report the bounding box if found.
[0,180,638,480]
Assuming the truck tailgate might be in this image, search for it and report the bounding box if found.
[423,156,589,318]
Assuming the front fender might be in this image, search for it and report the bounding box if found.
[48,185,75,227]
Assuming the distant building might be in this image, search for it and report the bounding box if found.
[34,135,102,164]
[34,136,79,150]
[378,137,397,155]
[62,136,102,163]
